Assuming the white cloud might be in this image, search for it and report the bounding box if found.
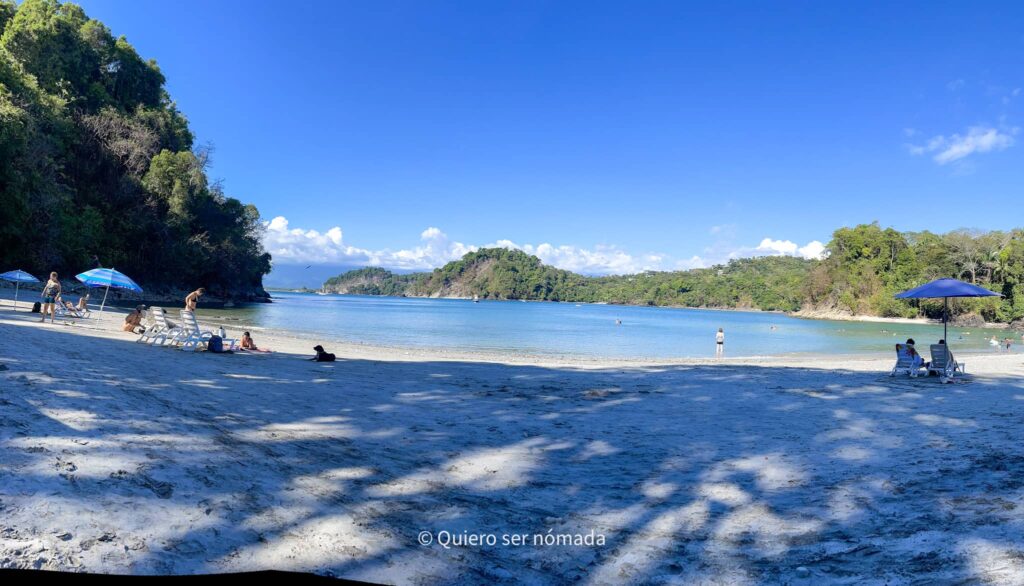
[756,238,799,256]
[675,256,707,270]
[489,240,665,275]
[261,216,475,269]
[907,126,1017,165]
[755,238,827,260]
[721,238,827,262]
[797,240,826,259]
[263,217,825,276]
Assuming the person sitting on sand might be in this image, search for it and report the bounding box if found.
[240,331,270,352]
[123,305,145,334]
[184,288,205,312]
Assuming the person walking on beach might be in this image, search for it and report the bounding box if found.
[39,272,61,324]
[184,287,205,312]
[715,327,725,357]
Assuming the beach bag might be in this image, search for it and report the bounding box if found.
[208,335,224,353]
[31,302,41,313]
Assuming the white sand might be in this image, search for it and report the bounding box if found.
[2,300,1024,584]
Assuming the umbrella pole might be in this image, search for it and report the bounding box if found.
[944,297,948,342]
[100,285,110,312]
[14,282,18,309]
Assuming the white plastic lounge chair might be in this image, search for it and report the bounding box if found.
[178,309,214,352]
[146,308,183,346]
[928,344,965,378]
[179,310,237,352]
[137,308,165,344]
[890,343,926,377]
[74,294,91,318]
[136,308,158,343]
[52,302,80,325]
[62,299,90,319]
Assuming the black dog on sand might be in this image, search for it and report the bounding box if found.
[311,345,336,362]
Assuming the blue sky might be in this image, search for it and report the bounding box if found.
[77,0,1023,275]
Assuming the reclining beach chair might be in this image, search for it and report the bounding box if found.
[928,344,965,378]
[136,307,162,344]
[144,308,183,346]
[178,309,233,352]
[57,298,90,319]
[890,343,926,377]
[52,301,80,325]
[179,310,237,352]
[68,295,91,318]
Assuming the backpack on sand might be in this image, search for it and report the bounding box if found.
[208,335,229,353]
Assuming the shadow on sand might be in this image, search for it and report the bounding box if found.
[2,314,1024,584]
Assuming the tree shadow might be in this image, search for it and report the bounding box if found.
[3,317,1024,583]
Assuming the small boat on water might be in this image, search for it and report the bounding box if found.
[472,295,480,303]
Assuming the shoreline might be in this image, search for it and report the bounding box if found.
[277,289,1019,331]
[0,281,270,308]
[1,297,1017,368]
[12,283,1015,330]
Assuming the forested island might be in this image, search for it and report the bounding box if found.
[0,0,270,300]
[323,224,1024,325]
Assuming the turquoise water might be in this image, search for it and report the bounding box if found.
[197,292,1019,359]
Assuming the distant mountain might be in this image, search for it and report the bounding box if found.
[265,264,365,290]
[267,262,425,291]
[323,248,593,300]
[321,247,814,311]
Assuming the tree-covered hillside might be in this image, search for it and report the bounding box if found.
[806,223,1024,323]
[322,248,813,310]
[322,225,1024,323]
[0,0,270,298]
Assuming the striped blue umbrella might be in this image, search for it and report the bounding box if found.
[1,269,41,309]
[75,268,143,311]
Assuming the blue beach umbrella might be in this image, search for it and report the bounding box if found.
[75,268,143,311]
[895,277,1002,341]
[0,269,41,309]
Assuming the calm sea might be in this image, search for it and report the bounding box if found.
[194,292,1018,359]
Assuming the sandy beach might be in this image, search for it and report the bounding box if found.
[3,301,1024,584]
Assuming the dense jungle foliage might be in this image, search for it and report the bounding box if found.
[0,0,270,297]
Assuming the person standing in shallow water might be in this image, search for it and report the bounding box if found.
[715,327,725,357]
